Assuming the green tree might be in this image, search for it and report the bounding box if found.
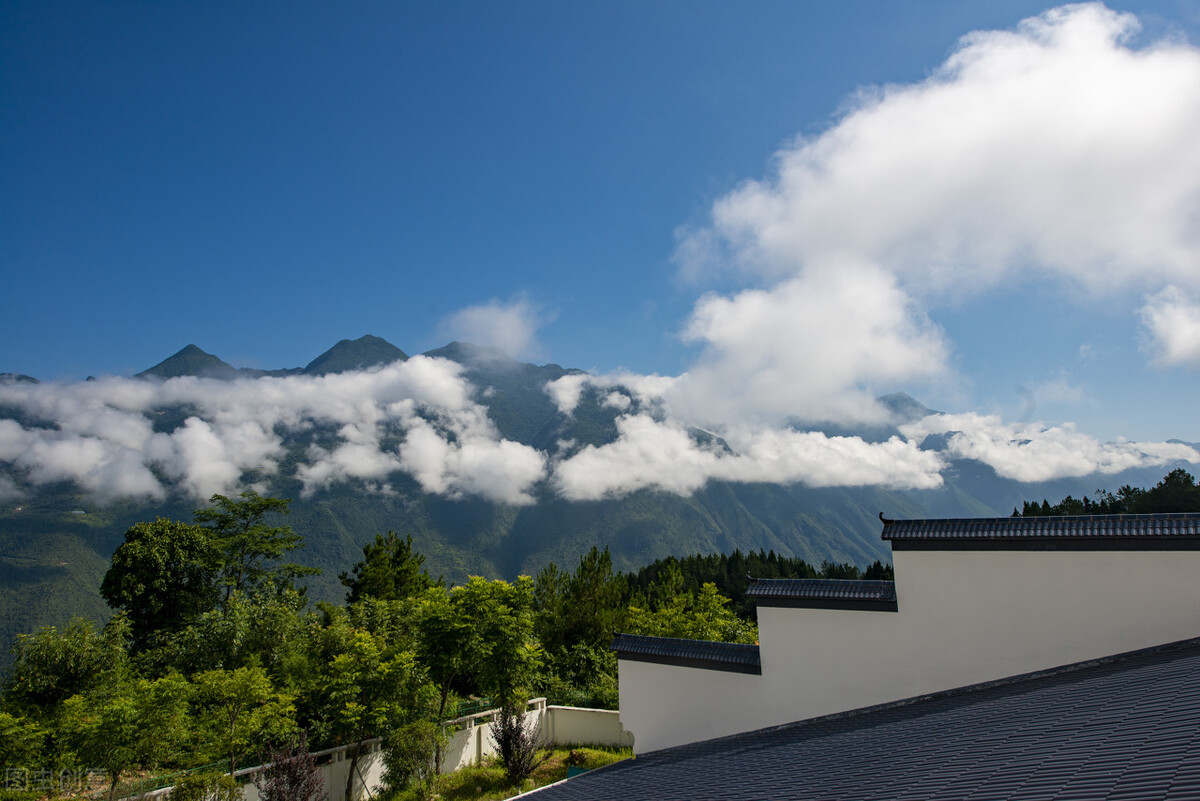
[148,587,315,680]
[627,583,757,643]
[4,616,130,713]
[453,577,540,706]
[59,673,191,801]
[339,531,434,603]
[169,772,241,801]
[415,587,475,723]
[382,720,446,800]
[0,711,43,773]
[305,624,433,801]
[1131,468,1200,513]
[100,519,220,647]
[193,491,316,599]
[534,547,626,655]
[193,666,297,775]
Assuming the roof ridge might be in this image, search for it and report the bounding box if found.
[882,511,1200,525]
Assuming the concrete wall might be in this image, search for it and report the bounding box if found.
[619,547,1200,753]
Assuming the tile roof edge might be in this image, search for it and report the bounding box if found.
[746,578,898,611]
[611,633,762,675]
[635,635,1200,757]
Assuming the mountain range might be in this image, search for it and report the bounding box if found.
[0,335,1192,660]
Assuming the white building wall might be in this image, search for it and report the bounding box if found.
[620,547,1200,753]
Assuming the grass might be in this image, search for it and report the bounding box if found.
[388,746,632,801]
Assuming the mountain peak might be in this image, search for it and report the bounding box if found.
[303,335,408,376]
[136,344,240,380]
[877,392,939,424]
[422,341,518,367]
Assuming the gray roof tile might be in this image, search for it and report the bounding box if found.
[881,512,1200,550]
[611,633,761,675]
[746,578,897,610]
[535,638,1200,801]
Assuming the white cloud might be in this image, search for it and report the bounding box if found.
[1139,285,1200,367]
[901,412,1199,482]
[676,2,1200,392]
[668,261,948,427]
[0,358,547,504]
[439,295,549,360]
[553,413,945,501]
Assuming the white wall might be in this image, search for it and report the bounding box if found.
[143,703,633,801]
[540,706,634,750]
[620,547,1200,753]
[440,700,548,774]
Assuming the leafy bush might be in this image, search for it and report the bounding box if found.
[489,703,548,785]
[253,732,326,801]
[383,720,446,800]
[169,771,241,801]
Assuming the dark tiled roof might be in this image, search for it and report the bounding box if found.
[611,633,761,675]
[534,638,1200,801]
[746,578,897,611]
[881,512,1200,550]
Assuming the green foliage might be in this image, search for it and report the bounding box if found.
[100,518,220,647]
[382,719,447,800]
[4,615,129,712]
[534,547,627,654]
[194,491,317,599]
[168,771,242,801]
[59,672,191,800]
[452,577,539,706]
[536,644,618,710]
[192,666,297,775]
[626,583,758,643]
[624,548,880,618]
[0,711,43,770]
[1018,469,1200,516]
[145,588,316,680]
[340,531,434,603]
[303,619,434,801]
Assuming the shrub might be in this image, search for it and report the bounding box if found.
[254,732,326,801]
[489,703,549,785]
[383,720,446,800]
[169,771,241,801]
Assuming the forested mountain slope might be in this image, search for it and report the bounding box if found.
[0,336,1192,657]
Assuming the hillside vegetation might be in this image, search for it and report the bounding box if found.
[0,336,1193,664]
[0,493,829,799]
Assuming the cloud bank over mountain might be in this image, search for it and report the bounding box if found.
[0,356,1194,505]
[0,359,547,504]
[3,5,1199,506]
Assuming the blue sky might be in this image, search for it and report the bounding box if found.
[4,0,1200,456]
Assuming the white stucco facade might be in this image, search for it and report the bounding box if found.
[618,539,1200,754]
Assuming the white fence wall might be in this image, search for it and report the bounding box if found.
[440,698,548,774]
[540,706,634,750]
[142,702,631,801]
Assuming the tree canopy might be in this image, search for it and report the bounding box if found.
[1016,469,1200,517]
